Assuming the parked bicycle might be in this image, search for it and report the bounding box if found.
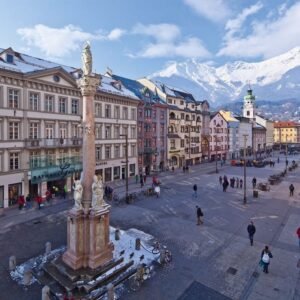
[129,264,152,292]
[151,241,172,264]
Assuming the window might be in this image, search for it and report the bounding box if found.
[131,144,136,156]
[105,125,111,139]
[59,97,67,113]
[71,99,79,114]
[160,111,165,119]
[247,111,250,116]
[145,139,151,147]
[181,113,184,120]
[181,126,184,133]
[59,123,67,138]
[105,146,111,159]
[181,139,185,147]
[114,126,120,139]
[72,123,80,138]
[152,109,156,119]
[46,150,55,166]
[6,54,14,63]
[130,127,136,138]
[145,109,151,118]
[30,151,41,168]
[114,106,120,119]
[168,99,172,104]
[160,125,164,135]
[105,104,111,118]
[114,145,120,158]
[29,92,39,111]
[45,95,54,112]
[170,139,175,149]
[152,123,156,134]
[9,153,19,170]
[96,146,102,161]
[180,100,184,105]
[45,124,54,139]
[29,123,39,139]
[123,107,128,119]
[131,108,136,120]
[95,125,102,139]
[8,89,19,108]
[9,122,19,140]
[95,103,102,117]
[123,126,128,136]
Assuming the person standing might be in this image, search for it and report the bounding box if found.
[236,177,239,188]
[36,194,43,210]
[25,194,31,209]
[140,175,144,188]
[196,206,203,225]
[18,195,25,210]
[240,179,243,189]
[252,177,257,189]
[193,184,198,198]
[296,227,300,248]
[247,221,256,246]
[289,184,295,196]
[261,246,273,273]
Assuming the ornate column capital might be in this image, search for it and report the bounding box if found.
[77,74,101,96]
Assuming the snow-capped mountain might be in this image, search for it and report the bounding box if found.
[149,47,300,105]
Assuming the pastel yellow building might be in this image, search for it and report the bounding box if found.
[274,121,300,143]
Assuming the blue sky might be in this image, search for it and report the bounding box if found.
[1,0,299,78]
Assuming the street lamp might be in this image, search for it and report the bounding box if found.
[285,134,288,171]
[243,134,248,205]
[215,134,219,173]
[120,134,129,199]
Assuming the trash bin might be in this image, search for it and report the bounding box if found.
[253,190,258,198]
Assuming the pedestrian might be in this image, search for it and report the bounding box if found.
[193,184,198,198]
[260,245,273,274]
[46,189,52,203]
[144,174,147,183]
[247,221,256,246]
[196,206,203,225]
[296,227,300,248]
[36,194,43,209]
[230,177,235,188]
[286,159,289,167]
[236,177,239,188]
[154,185,160,198]
[63,184,67,199]
[252,177,257,189]
[289,184,295,196]
[240,179,243,188]
[219,176,222,185]
[277,157,280,163]
[18,195,25,210]
[222,181,227,192]
[140,176,144,188]
[135,174,139,184]
[25,193,31,209]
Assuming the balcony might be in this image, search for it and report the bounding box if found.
[24,138,83,149]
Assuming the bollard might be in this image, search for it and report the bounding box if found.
[115,229,120,241]
[42,285,51,300]
[23,269,32,285]
[45,242,51,255]
[107,283,114,300]
[9,256,16,271]
[135,238,141,251]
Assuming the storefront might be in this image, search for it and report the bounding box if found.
[8,183,22,206]
[104,167,112,182]
[113,166,120,180]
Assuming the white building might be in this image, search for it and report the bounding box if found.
[0,47,139,208]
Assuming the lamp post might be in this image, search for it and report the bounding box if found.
[215,134,219,173]
[285,134,288,171]
[243,134,248,205]
[120,134,129,199]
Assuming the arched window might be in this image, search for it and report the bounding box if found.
[169,112,175,120]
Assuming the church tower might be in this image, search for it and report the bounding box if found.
[243,88,256,120]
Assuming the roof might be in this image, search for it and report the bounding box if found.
[219,110,239,122]
[111,74,164,103]
[274,121,299,128]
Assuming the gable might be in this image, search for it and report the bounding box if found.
[38,74,74,87]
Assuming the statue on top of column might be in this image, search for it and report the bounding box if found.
[82,41,92,76]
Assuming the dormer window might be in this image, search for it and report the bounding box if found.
[6,54,14,64]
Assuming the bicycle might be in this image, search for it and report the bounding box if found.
[129,264,151,292]
[151,241,172,264]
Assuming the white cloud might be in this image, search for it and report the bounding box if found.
[130,22,210,59]
[183,0,231,22]
[136,37,210,59]
[225,2,263,40]
[107,28,126,40]
[17,24,124,57]
[132,23,180,42]
[218,2,300,58]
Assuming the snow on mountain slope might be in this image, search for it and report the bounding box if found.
[149,47,300,104]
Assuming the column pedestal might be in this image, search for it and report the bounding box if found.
[88,205,114,269]
[62,209,85,270]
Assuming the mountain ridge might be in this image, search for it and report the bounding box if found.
[149,47,300,104]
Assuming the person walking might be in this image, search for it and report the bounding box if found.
[247,221,256,246]
[240,179,243,189]
[140,175,144,188]
[196,206,203,225]
[219,176,223,185]
[236,177,239,188]
[277,157,280,163]
[296,227,300,248]
[36,194,43,210]
[193,184,198,198]
[252,177,257,189]
[25,194,31,209]
[18,195,25,210]
[261,245,273,273]
[289,184,295,196]
[46,189,52,203]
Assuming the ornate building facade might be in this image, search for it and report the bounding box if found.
[0,47,138,208]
